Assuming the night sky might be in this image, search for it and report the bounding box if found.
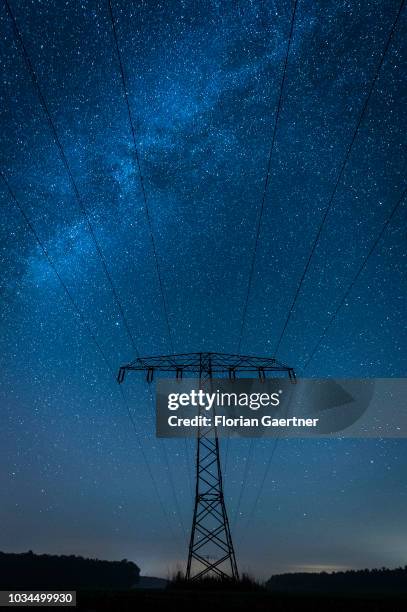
[1,0,406,580]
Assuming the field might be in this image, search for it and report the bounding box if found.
[76,589,407,611]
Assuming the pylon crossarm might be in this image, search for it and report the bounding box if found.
[119,351,294,379]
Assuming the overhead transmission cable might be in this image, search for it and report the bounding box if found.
[107,0,174,352]
[237,435,281,548]
[273,0,406,357]
[302,185,406,372]
[238,185,406,540]
[4,0,187,544]
[0,169,182,550]
[231,438,255,530]
[236,0,299,353]
[234,0,405,533]
[3,0,139,356]
[107,0,193,538]
[230,0,298,525]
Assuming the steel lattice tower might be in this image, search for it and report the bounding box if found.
[118,352,295,581]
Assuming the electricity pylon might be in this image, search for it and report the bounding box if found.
[118,352,295,581]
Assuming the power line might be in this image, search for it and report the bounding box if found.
[234,379,296,542]
[161,439,188,542]
[237,0,299,353]
[237,381,298,546]
[230,0,299,524]
[145,388,189,543]
[107,0,174,352]
[238,0,405,541]
[3,0,139,356]
[232,438,255,530]
[237,436,281,548]
[184,438,194,501]
[107,0,193,541]
[237,186,407,538]
[5,0,190,540]
[117,387,183,550]
[302,185,406,372]
[0,170,112,372]
[0,168,182,550]
[273,0,406,357]
[238,186,406,538]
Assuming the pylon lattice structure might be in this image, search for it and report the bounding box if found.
[118,352,296,581]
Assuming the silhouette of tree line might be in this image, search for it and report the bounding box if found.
[266,566,407,593]
[0,551,140,589]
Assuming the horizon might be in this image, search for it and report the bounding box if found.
[2,549,406,583]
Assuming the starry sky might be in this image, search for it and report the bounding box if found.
[0,0,406,580]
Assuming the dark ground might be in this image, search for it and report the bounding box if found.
[76,590,407,611]
[2,554,406,609]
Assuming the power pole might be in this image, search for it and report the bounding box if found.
[118,352,295,581]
